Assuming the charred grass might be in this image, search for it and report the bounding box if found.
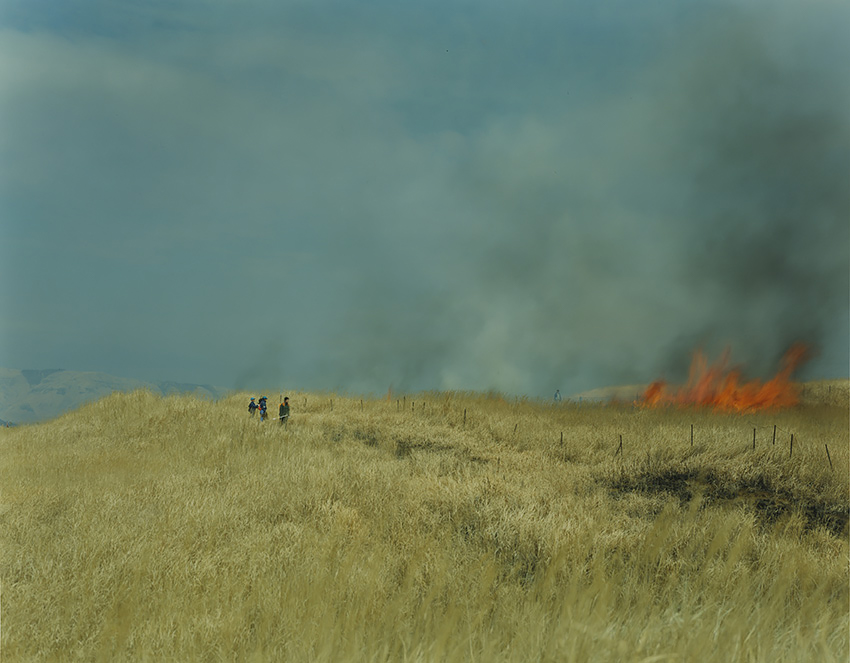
[606,463,849,537]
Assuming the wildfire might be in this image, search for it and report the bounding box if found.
[640,343,809,412]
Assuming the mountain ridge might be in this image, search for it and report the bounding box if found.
[0,368,229,425]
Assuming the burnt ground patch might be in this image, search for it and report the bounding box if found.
[606,466,849,538]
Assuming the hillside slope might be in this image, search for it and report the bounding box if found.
[1,389,846,661]
[0,368,227,424]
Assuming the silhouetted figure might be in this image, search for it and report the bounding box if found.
[279,397,290,425]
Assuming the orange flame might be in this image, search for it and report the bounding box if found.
[640,343,809,412]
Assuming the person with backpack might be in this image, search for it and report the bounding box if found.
[279,397,290,425]
[258,396,268,421]
[248,397,258,417]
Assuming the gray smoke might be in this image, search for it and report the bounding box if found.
[3,2,845,397]
[656,12,850,381]
[320,6,849,396]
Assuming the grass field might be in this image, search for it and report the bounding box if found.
[2,382,848,661]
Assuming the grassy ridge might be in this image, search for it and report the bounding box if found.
[1,387,848,661]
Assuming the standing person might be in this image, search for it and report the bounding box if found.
[279,397,290,425]
[248,397,258,417]
[258,396,268,421]
[554,389,562,403]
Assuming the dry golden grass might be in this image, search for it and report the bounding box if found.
[799,379,850,409]
[1,383,848,661]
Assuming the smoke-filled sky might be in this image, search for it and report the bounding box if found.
[1,0,848,397]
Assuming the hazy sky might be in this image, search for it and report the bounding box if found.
[1,0,848,396]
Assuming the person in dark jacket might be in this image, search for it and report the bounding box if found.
[258,396,268,421]
[279,397,290,425]
[248,397,258,417]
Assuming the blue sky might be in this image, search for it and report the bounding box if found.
[1,0,848,396]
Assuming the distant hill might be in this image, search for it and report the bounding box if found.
[0,368,229,425]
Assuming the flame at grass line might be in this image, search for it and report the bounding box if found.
[640,343,809,412]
